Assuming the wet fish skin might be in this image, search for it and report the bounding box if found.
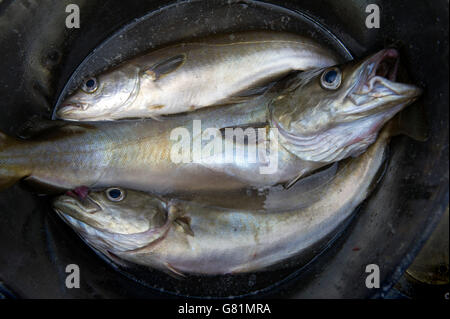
[57,31,340,121]
[0,50,423,201]
[52,127,391,275]
[270,48,423,164]
[1,99,310,196]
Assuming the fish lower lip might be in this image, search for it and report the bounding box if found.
[58,103,85,113]
[56,107,75,117]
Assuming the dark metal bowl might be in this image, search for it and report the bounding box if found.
[0,0,448,298]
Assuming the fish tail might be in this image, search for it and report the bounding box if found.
[0,130,27,191]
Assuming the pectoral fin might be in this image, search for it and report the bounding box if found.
[217,81,276,105]
[174,216,194,237]
[167,202,194,236]
[283,172,305,190]
[143,54,186,81]
[165,263,186,279]
[284,163,337,190]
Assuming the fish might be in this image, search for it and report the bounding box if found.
[0,49,422,206]
[51,124,393,275]
[56,31,340,121]
[269,48,422,187]
[0,100,271,196]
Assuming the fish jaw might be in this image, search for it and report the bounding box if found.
[52,194,104,228]
[55,211,167,253]
[270,48,423,163]
[56,31,341,121]
[343,48,423,116]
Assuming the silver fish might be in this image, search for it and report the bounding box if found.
[0,99,294,199]
[52,126,392,275]
[269,48,422,187]
[0,50,421,206]
[57,31,339,121]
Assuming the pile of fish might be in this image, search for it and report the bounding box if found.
[0,31,422,276]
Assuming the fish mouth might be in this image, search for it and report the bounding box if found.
[56,102,88,119]
[52,190,103,229]
[355,48,400,93]
[272,117,320,146]
[345,48,423,114]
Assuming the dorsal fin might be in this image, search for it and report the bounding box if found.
[164,263,186,279]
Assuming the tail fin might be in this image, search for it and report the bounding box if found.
[0,131,24,191]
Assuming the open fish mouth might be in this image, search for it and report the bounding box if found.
[346,48,423,114]
[353,48,400,95]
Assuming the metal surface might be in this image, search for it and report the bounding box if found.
[0,0,448,298]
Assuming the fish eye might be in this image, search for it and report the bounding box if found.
[320,67,342,90]
[106,187,125,202]
[81,77,98,93]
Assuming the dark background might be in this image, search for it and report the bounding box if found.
[0,0,448,298]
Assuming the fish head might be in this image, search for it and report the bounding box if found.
[270,48,423,162]
[57,65,141,121]
[52,187,170,252]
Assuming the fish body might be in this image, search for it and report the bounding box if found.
[1,50,422,204]
[53,126,391,275]
[269,49,422,165]
[1,99,313,196]
[57,31,340,121]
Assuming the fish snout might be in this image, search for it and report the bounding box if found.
[346,49,423,115]
[56,102,88,119]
